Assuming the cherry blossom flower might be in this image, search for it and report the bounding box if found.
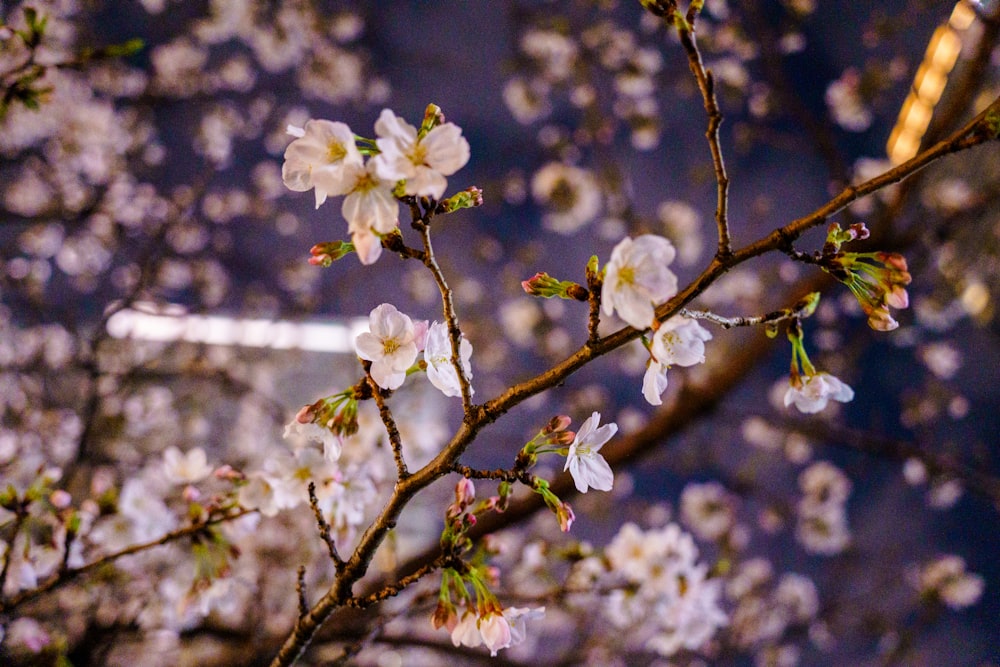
[158,446,212,485]
[783,371,854,414]
[355,303,418,390]
[602,234,678,330]
[565,411,617,493]
[915,555,985,610]
[642,315,713,405]
[282,120,363,208]
[478,611,513,656]
[504,606,546,648]
[451,610,484,649]
[423,320,473,398]
[339,159,400,264]
[373,108,470,199]
[283,419,342,462]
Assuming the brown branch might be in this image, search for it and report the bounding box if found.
[368,375,409,480]
[676,14,733,258]
[415,216,475,414]
[266,89,1000,667]
[308,482,344,568]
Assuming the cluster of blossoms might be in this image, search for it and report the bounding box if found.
[820,223,912,331]
[282,105,470,264]
[596,522,728,657]
[725,558,821,657]
[354,303,474,397]
[910,554,984,610]
[795,461,852,555]
[430,480,546,656]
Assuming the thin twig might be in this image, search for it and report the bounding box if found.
[675,11,733,258]
[297,566,309,619]
[367,375,409,480]
[307,482,344,569]
[414,214,475,414]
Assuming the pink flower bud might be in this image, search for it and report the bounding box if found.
[557,501,575,532]
[544,415,572,433]
[295,405,315,424]
[455,478,476,507]
[49,489,72,509]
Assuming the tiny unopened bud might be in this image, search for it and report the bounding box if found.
[521,272,588,300]
[438,186,484,213]
[183,485,201,502]
[868,307,899,331]
[543,415,572,434]
[295,405,314,424]
[877,251,908,272]
[431,599,457,631]
[455,478,476,507]
[213,464,245,481]
[309,241,354,266]
[557,501,575,532]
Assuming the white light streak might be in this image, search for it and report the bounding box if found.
[106,305,369,354]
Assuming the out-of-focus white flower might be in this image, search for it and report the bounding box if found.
[238,471,294,517]
[281,120,363,208]
[825,69,872,132]
[423,321,473,398]
[283,419,342,462]
[798,461,852,508]
[783,372,854,414]
[680,481,736,541]
[565,411,617,493]
[531,162,602,234]
[796,503,850,555]
[355,304,418,390]
[503,606,545,648]
[602,234,678,330]
[916,555,984,610]
[373,108,470,199]
[161,446,214,484]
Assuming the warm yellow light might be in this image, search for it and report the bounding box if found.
[949,2,976,30]
[901,96,934,134]
[915,63,947,104]
[960,281,990,316]
[887,126,921,165]
[927,26,962,70]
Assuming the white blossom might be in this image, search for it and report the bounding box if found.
[355,304,418,390]
[423,320,474,398]
[283,419,342,462]
[373,108,470,199]
[565,411,617,493]
[161,446,214,484]
[783,372,854,414]
[642,315,712,405]
[602,234,678,330]
[281,120,363,208]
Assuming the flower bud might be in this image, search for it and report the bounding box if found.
[521,272,589,300]
[557,501,575,532]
